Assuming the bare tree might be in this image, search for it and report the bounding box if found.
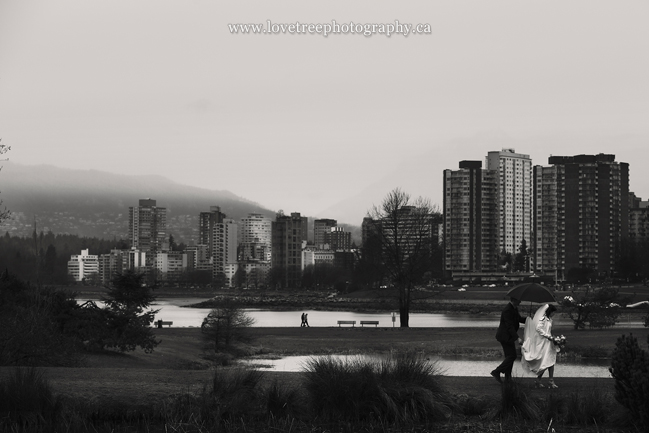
[368,188,439,327]
[201,298,256,350]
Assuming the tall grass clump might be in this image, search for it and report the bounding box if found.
[161,367,266,429]
[493,380,539,421]
[534,386,614,427]
[0,367,61,431]
[562,388,612,426]
[303,352,454,426]
[265,378,308,420]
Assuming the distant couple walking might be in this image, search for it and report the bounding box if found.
[300,312,309,327]
[491,297,560,388]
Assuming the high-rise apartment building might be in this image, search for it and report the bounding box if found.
[533,154,629,279]
[314,219,337,248]
[325,226,352,251]
[486,149,533,256]
[629,194,649,242]
[97,249,128,284]
[443,161,500,275]
[238,213,272,262]
[129,199,167,266]
[361,217,378,246]
[531,165,558,275]
[271,212,306,288]
[199,206,226,259]
[213,218,238,286]
[155,251,188,280]
[185,244,212,271]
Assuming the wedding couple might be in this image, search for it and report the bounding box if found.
[491,297,560,388]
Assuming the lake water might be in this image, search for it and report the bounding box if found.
[149,299,504,328]
[241,354,613,377]
[80,298,646,328]
[80,298,620,378]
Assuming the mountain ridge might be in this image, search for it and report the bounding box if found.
[0,161,276,243]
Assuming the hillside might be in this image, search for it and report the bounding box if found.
[0,162,276,243]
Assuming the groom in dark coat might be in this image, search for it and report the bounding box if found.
[491,296,526,383]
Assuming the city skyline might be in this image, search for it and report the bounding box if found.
[1,1,648,221]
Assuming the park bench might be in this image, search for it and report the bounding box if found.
[156,320,173,328]
[337,320,356,327]
[360,321,379,327]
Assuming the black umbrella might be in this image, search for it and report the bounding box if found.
[505,283,556,303]
[505,283,556,315]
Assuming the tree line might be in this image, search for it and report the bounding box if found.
[0,231,127,285]
[0,269,159,366]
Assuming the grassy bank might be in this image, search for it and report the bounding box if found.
[2,325,642,400]
[4,284,648,431]
[2,324,648,432]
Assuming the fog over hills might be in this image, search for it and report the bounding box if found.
[0,162,276,243]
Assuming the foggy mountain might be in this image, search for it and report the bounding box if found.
[0,162,276,243]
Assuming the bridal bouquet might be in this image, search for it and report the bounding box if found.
[551,335,567,351]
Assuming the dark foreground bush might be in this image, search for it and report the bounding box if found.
[610,333,649,431]
[162,367,267,427]
[0,367,62,431]
[0,363,637,432]
[494,380,539,421]
[303,352,455,425]
[536,386,618,427]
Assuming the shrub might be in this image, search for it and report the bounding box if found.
[494,380,539,421]
[265,378,308,420]
[561,285,628,330]
[0,367,61,430]
[562,388,611,426]
[201,298,255,351]
[208,367,266,420]
[0,273,81,366]
[454,394,489,417]
[302,352,453,425]
[609,333,649,431]
[159,367,266,429]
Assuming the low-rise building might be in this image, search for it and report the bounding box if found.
[68,249,99,282]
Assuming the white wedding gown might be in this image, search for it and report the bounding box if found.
[521,306,558,374]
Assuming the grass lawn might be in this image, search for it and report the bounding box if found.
[4,285,648,420]
[3,324,646,408]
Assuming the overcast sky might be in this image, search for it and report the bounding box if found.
[1,1,648,222]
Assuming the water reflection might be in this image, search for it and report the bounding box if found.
[241,354,612,378]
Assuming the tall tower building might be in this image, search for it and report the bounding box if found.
[271,212,306,288]
[531,165,559,275]
[199,206,226,258]
[629,193,649,242]
[486,149,533,257]
[238,213,272,262]
[443,161,500,275]
[314,219,337,248]
[533,154,629,279]
[129,199,167,266]
[213,218,238,286]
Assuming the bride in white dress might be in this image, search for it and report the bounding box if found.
[521,303,560,388]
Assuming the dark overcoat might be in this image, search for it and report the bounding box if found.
[495,302,525,343]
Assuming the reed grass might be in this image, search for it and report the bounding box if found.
[494,380,540,421]
[302,351,456,425]
[0,363,637,432]
[0,367,62,431]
